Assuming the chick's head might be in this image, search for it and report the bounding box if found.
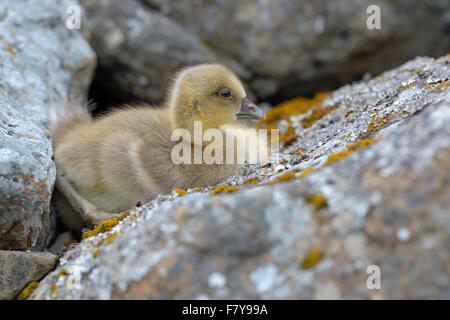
[168,64,264,132]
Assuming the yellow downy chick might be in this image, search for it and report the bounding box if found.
[50,64,265,226]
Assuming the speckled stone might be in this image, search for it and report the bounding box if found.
[0,0,96,250]
[0,250,57,300]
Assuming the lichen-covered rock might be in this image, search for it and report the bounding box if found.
[0,250,57,300]
[31,55,450,299]
[82,0,449,102]
[0,0,96,250]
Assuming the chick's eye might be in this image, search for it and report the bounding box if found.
[219,88,232,99]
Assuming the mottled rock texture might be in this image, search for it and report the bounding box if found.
[0,0,95,250]
[0,250,57,300]
[31,55,450,299]
[81,0,450,102]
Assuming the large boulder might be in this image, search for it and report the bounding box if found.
[82,0,450,102]
[79,0,230,105]
[31,55,450,299]
[0,0,96,251]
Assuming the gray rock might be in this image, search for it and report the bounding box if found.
[31,55,450,299]
[82,0,449,102]
[0,0,96,250]
[0,250,57,300]
[79,0,242,103]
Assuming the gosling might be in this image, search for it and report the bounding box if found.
[50,64,265,226]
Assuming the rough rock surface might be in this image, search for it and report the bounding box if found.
[82,0,450,102]
[0,250,57,300]
[0,0,96,250]
[32,55,450,299]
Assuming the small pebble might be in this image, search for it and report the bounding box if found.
[208,272,226,288]
[396,228,411,242]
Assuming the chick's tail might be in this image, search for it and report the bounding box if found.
[49,100,92,144]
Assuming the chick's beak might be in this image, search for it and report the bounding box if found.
[236,98,265,120]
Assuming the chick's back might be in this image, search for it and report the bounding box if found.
[53,106,179,212]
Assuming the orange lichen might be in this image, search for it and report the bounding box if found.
[347,137,375,151]
[210,184,239,195]
[243,177,261,185]
[82,211,130,240]
[280,126,297,145]
[16,281,39,300]
[323,137,375,167]
[260,93,337,148]
[173,188,187,196]
[299,167,315,178]
[261,92,331,129]
[290,148,304,156]
[270,171,296,184]
[301,248,324,269]
[306,193,328,209]
[300,103,338,128]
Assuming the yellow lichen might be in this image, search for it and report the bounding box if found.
[56,268,70,279]
[259,93,337,147]
[210,184,239,195]
[424,79,450,90]
[261,92,331,129]
[16,281,39,300]
[192,187,202,192]
[243,177,261,185]
[323,137,375,167]
[130,212,138,220]
[50,284,58,296]
[92,248,101,258]
[3,43,16,56]
[299,167,314,178]
[173,188,187,196]
[367,113,394,134]
[323,149,352,166]
[306,193,328,209]
[82,211,130,240]
[300,103,338,128]
[301,248,324,269]
[270,171,296,184]
[100,232,119,245]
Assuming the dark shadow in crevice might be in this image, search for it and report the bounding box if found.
[87,64,147,117]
